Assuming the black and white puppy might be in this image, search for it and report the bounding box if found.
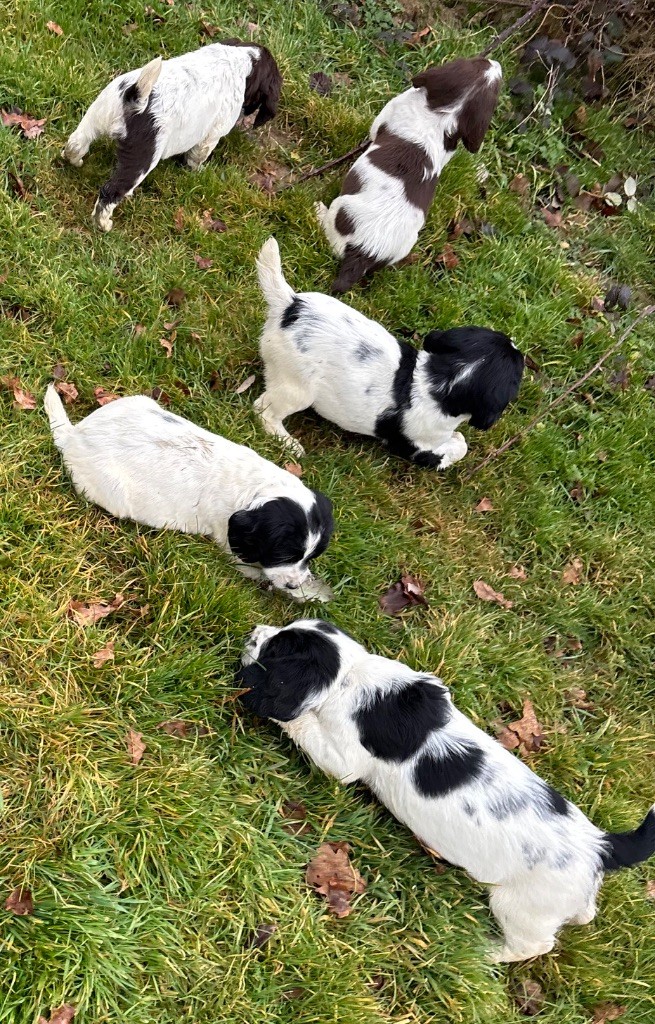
[255,238,523,468]
[44,387,333,600]
[62,40,282,231]
[316,57,502,291]
[238,620,655,962]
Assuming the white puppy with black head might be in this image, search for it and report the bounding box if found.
[316,57,502,291]
[238,619,655,962]
[45,387,333,600]
[255,238,523,468]
[62,40,282,230]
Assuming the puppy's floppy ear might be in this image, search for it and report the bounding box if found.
[245,46,283,127]
[423,329,447,353]
[227,507,264,565]
[309,490,335,554]
[412,63,472,109]
[457,73,501,153]
[237,627,340,721]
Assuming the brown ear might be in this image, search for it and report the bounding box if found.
[457,75,501,152]
[412,60,478,110]
[245,46,283,127]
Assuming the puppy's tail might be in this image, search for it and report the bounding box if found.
[256,237,295,314]
[601,803,655,871]
[122,56,162,114]
[44,384,72,450]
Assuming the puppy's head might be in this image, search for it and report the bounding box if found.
[412,57,502,152]
[237,620,342,721]
[227,491,334,591]
[423,326,524,430]
[243,44,283,127]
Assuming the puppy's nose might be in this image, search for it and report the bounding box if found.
[285,582,300,590]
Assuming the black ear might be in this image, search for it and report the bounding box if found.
[236,627,340,722]
[457,75,501,153]
[423,329,447,353]
[308,490,335,557]
[412,62,475,109]
[244,46,283,127]
[227,507,263,565]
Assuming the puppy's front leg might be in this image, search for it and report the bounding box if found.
[282,714,359,783]
[93,143,162,231]
[185,119,229,171]
[431,431,468,470]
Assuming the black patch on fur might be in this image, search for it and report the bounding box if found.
[331,244,383,293]
[369,125,437,212]
[355,341,377,361]
[281,296,303,329]
[223,40,283,127]
[374,342,441,466]
[414,741,486,798]
[354,677,451,762]
[335,207,356,236]
[422,326,524,430]
[412,58,501,153]
[341,167,362,195]
[237,626,340,721]
[227,493,333,570]
[314,621,339,635]
[96,97,158,212]
[601,806,655,872]
[546,784,569,816]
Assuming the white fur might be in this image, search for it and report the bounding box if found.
[44,386,328,599]
[255,237,467,466]
[243,621,632,962]
[319,60,502,267]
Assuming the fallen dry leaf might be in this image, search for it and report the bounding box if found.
[249,159,291,193]
[306,842,366,918]
[173,207,185,232]
[94,386,119,406]
[435,243,459,269]
[38,1006,76,1024]
[133,323,146,337]
[509,172,530,197]
[5,886,34,915]
[543,208,563,229]
[473,579,513,610]
[247,922,277,949]
[309,71,332,96]
[235,374,256,395]
[55,381,78,405]
[1,109,46,139]
[405,25,431,47]
[126,729,145,765]
[158,719,189,738]
[282,988,305,1001]
[569,481,585,504]
[645,879,655,901]
[159,337,174,358]
[52,362,66,380]
[507,565,528,580]
[497,699,544,756]
[561,557,584,585]
[193,254,213,270]
[200,209,227,232]
[474,497,494,512]
[281,799,311,835]
[200,20,219,37]
[513,978,544,1016]
[592,1004,626,1024]
[1,375,37,410]
[67,593,124,627]
[564,685,594,710]
[46,20,63,35]
[379,574,428,616]
[165,287,186,307]
[284,462,303,477]
[92,642,115,668]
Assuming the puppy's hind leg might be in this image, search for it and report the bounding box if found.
[185,118,229,171]
[488,887,558,963]
[332,244,382,293]
[254,389,308,457]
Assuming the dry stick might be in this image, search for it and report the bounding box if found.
[278,0,551,191]
[465,305,655,479]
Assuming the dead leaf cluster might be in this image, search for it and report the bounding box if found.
[1,108,46,139]
[1,375,36,410]
[473,579,513,610]
[5,886,34,915]
[305,842,366,917]
[67,593,124,627]
[496,700,544,756]
[379,574,427,616]
[38,1006,76,1024]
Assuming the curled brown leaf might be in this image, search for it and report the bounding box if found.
[473,579,513,610]
[306,842,366,918]
[67,593,124,627]
[5,886,34,915]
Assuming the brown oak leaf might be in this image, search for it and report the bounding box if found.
[497,700,544,756]
[281,799,311,835]
[514,978,544,1016]
[38,1006,76,1024]
[435,243,459,269]
[200,209,227,232]
[592,1004,626,1024]
[507,565,528,580]
[165,287,186,307]
[645,879,655,901]
[193,254,213,270]
[1,375,37,410]
[46,20,64,35]
[126,729,145,765]
[562,557,583,585]
[284,462,303,477]
[94,386,119,406]
[173,207,185,232]
[159,337,174,358]
[543,208,563,229]
[55,381,78,405]
[5,886,34,915]
[473,579,513,610]
[247,922,277,949]
[509,173,530,197]
[474,497,494,512]
[1,109,46,139]
[379,574,427,616]
[92,642,115,668]
[67,593,124,627]
[306,842,366,918]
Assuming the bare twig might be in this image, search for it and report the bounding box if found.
[276,141,369,192]
[480,0,552,56]
[464,305,655,479]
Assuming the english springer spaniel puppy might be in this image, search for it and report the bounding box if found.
[316,57,502,291]
[255,238,523,467]
[44,387,333,600]
[62,40,282,231]
[238,620,655,962]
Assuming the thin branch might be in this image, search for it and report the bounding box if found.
[479,0,552,56]
[276,141,369,192]
[464,305,655,479]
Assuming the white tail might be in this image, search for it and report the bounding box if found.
[127,56,162,113]
[44,384,72,449]
[256,237,295,313]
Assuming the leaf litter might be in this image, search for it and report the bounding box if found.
[1,109,46,139]
[5,887,34,915]
[38,1006,76,1024]
[473,579,513,610]
[306,842,366,917]
[1,375,37,410]
[495,700,544,756]
[126,729,145,765]
[67,593,124,627]
[379,574,427,616]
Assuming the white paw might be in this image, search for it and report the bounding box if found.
[93,211,113,232]
[62,147,84,167]
[284,435,306,459]
[185,156,202,171]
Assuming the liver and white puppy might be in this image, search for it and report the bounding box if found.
[316,57,502,291]
[238,620,655,962]
[44,387,333,600]
[255,238,523,468]
[62,40,282,230]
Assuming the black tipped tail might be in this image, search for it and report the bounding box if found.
[601,804,655,871]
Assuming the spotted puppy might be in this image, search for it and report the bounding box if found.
[238,619,655,962]
[44,387,333,600]
[63,40,282,231]
[255,237,523,467]
[316,57,502,291]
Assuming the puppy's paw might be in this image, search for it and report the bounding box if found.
[284,435,306,459]
[62,146,84,168]
[94,211,114,232]
[290,576,334,604]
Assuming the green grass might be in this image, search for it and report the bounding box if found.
[2,1,655,1022]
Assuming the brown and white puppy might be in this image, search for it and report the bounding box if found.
[316,57,502,292]
[62,41,282,231]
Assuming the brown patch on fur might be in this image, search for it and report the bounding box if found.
[413,58,501,152]
[368,125,437,212]
[340,166,362,195]
[334,207,355,235]
[223,40,282,126]
[332,244,383,293]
